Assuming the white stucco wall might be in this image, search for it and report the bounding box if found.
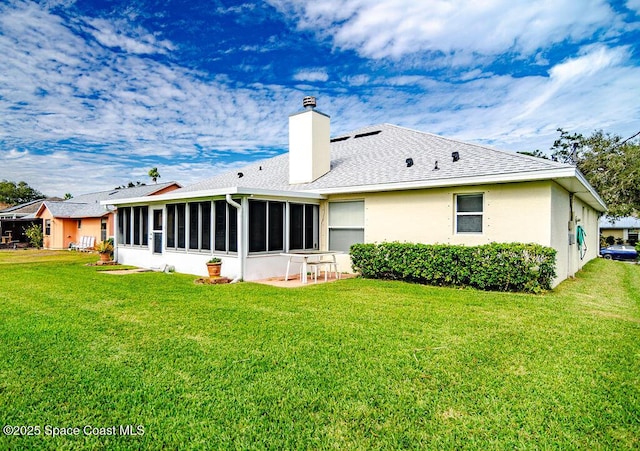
[116,246,241,279]
[361,182,552,245]
[325,180,602,287]
[113,180,602,286]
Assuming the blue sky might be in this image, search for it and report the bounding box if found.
[1,0,639,197]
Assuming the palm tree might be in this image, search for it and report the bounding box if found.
[148,167,161,184]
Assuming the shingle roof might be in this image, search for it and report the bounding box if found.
[179,124,572,194]
[0,198,61,218]
[41,182,180,218]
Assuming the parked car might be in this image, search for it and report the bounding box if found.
[600,245,638,260]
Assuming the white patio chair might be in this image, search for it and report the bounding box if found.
[82,236,95,251]
[305,258,340,283]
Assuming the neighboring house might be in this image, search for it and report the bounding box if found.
[599,216,640,245]
[0,198,62,246]
[0,198,61,220]
[37,182,180,250]
[104,98,606,287]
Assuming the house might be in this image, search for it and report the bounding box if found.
[37,182,180,249]
[104,98,606,287]
[599,216,640,245]
[0,198,64,247]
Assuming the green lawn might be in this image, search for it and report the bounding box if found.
[0,250,638,450]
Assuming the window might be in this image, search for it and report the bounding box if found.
[456,194,483,233]
[177,203,186,248]
[117,207,132,245]
[329,201,364,252]
[214,200,238,253]
[153,209,163,231]
[248,200,285,253]
[45,219,51,236]
[100,218,107,241]
[117,206,148,246]
[268,202,285,251]
[166,204,175,248]
[289,203,319,250]
[189,203,199,250]
[200,202,211,250]
[188,201,212,251]
[132,206,148,246]
[77,219,82,229]
[133,207,141,245]
[166,203,186,249]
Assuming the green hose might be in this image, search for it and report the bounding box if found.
[576,225,587,260]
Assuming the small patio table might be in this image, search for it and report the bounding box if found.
[280,250,342,284]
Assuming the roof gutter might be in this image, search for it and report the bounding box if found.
[226,194,243,283]
[573,168,607,211]
[101,186,325,207]
[310,167,607,212]
[310,168,580,195]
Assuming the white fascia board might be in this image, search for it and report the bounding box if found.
[101,186,325,207]
[573,169,607,211]
[310,168,580,195]
[236,187,326,200]
[310,167,608,212]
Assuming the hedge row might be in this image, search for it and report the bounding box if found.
[350,242,557,293]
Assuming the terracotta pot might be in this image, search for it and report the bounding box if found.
[206,262,222,278]
[99,252,111,262]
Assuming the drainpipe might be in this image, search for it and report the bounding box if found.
[225,194,243,283]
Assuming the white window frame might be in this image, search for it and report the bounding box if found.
[328,200,365,252]
[455,193,484,234]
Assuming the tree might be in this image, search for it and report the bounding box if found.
[148,167,161,184]
[0,180,45,206]
[114,182,146,190]
[550,128,640,217]
[517,149,549,159]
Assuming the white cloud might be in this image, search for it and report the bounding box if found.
[342,74,370,86]
[320,42,639,154]
[1,0,638,197]
[83,17,175,55]
[268,0,619,62]
[292,68,330,82]
[509,45,631,123]
[549,45,628,82]
[0,2,297,158]
[626,0,640,14]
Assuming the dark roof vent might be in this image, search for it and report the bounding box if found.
[433,161,439,170]
[452,151,460,162]
[406,158,414,168]
[302,96,316,110]
[237,172,244,178]
[354,130,381,139]
[330,136,350,143]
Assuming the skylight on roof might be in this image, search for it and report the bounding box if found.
[330,136,350,143]
[354,130,381,139]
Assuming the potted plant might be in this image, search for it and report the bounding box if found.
[95,240,114,262]
[206,257,222,278]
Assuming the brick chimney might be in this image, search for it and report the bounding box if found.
[288,96,330,184]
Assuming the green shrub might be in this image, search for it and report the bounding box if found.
[350,242,557,293]
[23,223,43,248]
